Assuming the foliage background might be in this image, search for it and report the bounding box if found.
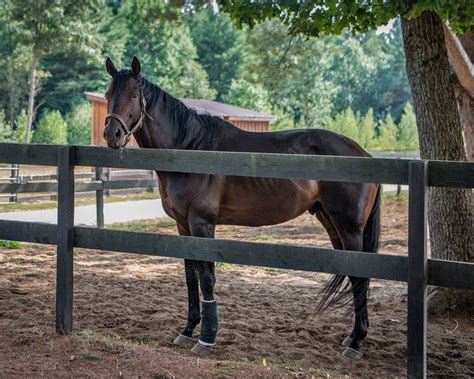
[0,0,417,150]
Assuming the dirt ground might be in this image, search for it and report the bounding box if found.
[1,197,473,378]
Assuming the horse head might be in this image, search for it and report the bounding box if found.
[103,56,147,149]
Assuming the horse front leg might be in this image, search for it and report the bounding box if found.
[188,218,218,357]
[173,259,201,347]
[173,225,201,347]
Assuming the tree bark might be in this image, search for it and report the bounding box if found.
[401,10,473,312]
[443,25,474,161]
[25,54,38,144]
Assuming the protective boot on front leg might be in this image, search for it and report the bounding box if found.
[191,300,218,356]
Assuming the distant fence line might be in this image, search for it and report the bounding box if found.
[0,165,157,206]
[0,143,472,378]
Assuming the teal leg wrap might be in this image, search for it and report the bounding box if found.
[199,300,218,345]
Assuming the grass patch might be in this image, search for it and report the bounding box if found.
[382,190,408,203]
[216,262,238,270]
[0,239,21,248]
[109,218,176,232]
[76,328,95,337]
[249,233,281,241]
[258,266,286,273]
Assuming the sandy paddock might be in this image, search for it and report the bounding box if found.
[1,198,473,377]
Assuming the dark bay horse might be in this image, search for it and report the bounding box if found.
[103,57,381,359]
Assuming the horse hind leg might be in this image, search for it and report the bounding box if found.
[314,209,369,359]
[337,230,369,359]
[314,211,357,347]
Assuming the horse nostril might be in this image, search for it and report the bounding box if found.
[115,129,121,138]
[103,130,107,139]
[129,114,132,118]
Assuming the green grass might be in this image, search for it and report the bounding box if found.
[382,190,408,203]
[249,233,281,241]
[0,240,21,248]
[216,262,238,270]
[258,266,286,273]
[75,328,95,337]
[109,218,176,232]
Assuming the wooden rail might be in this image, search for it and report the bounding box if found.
[0,142,473,378]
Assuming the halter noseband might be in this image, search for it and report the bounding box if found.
[105,85,153,148]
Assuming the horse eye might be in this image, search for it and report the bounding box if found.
[132,93,139,98]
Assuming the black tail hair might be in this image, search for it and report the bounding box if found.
[315,185,382,314]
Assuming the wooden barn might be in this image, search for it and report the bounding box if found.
[84,92,276,147]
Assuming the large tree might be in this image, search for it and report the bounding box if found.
[3,0,99,143]
[219,0,473,310]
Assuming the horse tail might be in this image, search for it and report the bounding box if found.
[315,185,381,314]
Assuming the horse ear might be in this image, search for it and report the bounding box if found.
[105,57,118,77]
[131,56,141,76]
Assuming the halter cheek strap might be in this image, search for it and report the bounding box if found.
[105,88,152,148]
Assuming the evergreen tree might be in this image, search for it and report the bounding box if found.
[32,110,67,144]
[66,103,91,145]
[189,7,244,99]
[358,108,376,149]
[39,49,106,115]
[377,114,397,150]
[13,110,28,143]
[330,108,359,140]
[397,103,419,151]
[120,1,215,99]
[0,111,14,142]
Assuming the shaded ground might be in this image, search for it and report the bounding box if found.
[1,197,473,378]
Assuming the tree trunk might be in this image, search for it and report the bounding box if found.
[401,10,473,312]
[443,25,474,161]
[25,54,38,144]
[455,84,474,162]
[455,28,474,162]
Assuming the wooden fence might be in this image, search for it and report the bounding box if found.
[0,142,473,378]
[0,165,156,204]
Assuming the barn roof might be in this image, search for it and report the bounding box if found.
[84,92,276,122]
[180,98,276,121]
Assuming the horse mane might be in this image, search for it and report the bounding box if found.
[126,71,235,148]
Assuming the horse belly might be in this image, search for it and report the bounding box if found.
[217,177,319,226]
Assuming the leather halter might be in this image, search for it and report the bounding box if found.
[105,86,152,148]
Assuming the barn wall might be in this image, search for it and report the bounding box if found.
[229,120,269,132]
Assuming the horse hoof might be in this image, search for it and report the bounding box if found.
[173,334,195,347]
[191,341,213,357]
[341,336,353,347]
[342,347,363,359]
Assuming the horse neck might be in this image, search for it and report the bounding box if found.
[133,85,183,150]
[133,80,244,152]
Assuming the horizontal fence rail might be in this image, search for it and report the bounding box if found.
[1,143,473,187]
[0,142,473,379]
[0,219,472,290]
[0,179,157,194]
